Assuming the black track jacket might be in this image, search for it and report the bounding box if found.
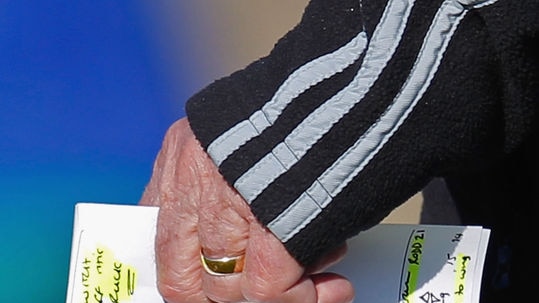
[186,0,538,300]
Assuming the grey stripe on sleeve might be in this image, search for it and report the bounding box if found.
[207,31,368,166]
[268,0,499,243]
[235,0,414,203]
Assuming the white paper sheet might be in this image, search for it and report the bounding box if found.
[329,224,490,303]
[65,203,490,303]
[65,203,162,303]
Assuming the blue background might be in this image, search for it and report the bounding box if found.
[0,1,211,301]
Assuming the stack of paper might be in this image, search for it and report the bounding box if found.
[65,203,490,303]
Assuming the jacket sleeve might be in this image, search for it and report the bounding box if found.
[185,0,538,266]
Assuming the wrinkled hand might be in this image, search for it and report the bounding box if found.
[139,117,354,303]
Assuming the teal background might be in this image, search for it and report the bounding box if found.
[0,1,209,301]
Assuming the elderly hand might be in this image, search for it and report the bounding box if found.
[139,117,354,303]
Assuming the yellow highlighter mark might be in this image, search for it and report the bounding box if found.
[81,245,137,303]
[454,253,471,303]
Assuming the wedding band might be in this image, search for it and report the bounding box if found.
[200,251,245,276]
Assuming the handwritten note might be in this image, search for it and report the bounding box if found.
[80,245,137,303]
[66,203,490,303]
[329,224,490,303]
[65,203,162,303]
[401,228,425,302]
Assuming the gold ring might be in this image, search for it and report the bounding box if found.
[200,251,245,276]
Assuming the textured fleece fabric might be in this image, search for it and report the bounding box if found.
[186,0,538,301]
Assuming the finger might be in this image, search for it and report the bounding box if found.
[259,273,354,303]
[143,119,210,302]
[202,274,244,303]
[267,276,317,303]
[241,220,354,303]
[197,170,254,302]
[156,199,207,302]
[197,179,251,259]
[311,273,355,303]
[241,221,307,302]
